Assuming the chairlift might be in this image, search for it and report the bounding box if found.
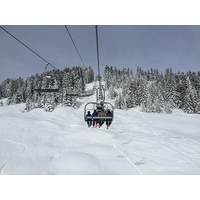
[84,101,114,122]
[35,88,60,93]
[34,63,60,93]
[84,83,114,122]
[84,26,114,125]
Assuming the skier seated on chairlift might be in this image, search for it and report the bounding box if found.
[106,109,112,129]
[86,111,92,127]
[98,110,106,127]
[92,109,98,128]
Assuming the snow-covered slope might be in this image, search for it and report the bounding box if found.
[0,83,200,175]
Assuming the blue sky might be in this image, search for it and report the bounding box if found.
[1,25,200,82]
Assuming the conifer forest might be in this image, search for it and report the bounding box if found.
[0,65,200,114]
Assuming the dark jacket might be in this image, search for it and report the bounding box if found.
[92,110,98,121]
[86,113,92,121]
[106,111,113,121]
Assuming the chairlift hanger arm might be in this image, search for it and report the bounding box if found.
[95,25,101,85]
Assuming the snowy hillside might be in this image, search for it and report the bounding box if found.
[1,82,200,175]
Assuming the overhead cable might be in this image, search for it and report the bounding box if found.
[64,25,86,68]
[0,26,58,70]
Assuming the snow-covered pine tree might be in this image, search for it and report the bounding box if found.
[142,81,162,113]
[23,98,33,112]
[126,81,137,108]
[163,68,176,109]
[183,77,199,113]
[103,66,119,99]
[107,84,118,99]
[24,76,34,102]
[135,76,148,107]
[84,66,94,84]
[32,73,42,107]
[12,77,25,104]
[115,92,127,110]
[174,72,188,109]
[104,65,113,90]
[4,79,17,105]
[62,69,77,107]
[74,66,85,94]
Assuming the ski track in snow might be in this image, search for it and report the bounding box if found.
[0,138,28,175]
[140,119,200,165]
[96,128,143,175]
[142,119,200,173]
[112,111,200,174]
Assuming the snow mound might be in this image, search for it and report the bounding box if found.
[0,90,200,175]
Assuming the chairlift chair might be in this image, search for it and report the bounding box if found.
[84,101,114,122]
[84,86,114,122]
[34,64,60,93]
[34,88,60,93]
